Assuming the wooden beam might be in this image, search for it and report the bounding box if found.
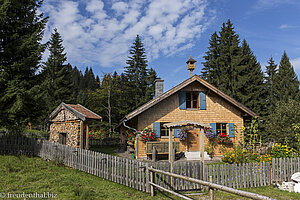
[80,120,84,149]
[85,121,89,150]
[200,127,205,179]
[149,182,193,200]
[148,167,276,200]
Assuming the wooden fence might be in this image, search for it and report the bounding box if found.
[272,157,300,184]
[1,135,300,194]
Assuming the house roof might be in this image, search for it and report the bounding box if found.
[124,75,257,121]
[48,102,102,122]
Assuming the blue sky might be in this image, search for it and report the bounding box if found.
[41,0,300,91]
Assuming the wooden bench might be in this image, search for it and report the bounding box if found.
[146,141,180,154]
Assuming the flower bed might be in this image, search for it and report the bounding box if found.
[88,129,105,140]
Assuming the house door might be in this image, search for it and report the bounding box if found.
[187,129,200,151]
[59,133,67,145]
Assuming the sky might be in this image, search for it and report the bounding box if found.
[40,0,300,91]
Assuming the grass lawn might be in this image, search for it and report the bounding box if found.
[89,146,119,156]
[1,155,300,200]
[0,155,179,200]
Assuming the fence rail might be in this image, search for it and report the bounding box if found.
[1,135,299,195]
[149,167,276,200]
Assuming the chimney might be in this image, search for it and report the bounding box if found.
[154,79,164,98]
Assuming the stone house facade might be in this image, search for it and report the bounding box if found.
[48,103,102,149]
[120,75,257,159]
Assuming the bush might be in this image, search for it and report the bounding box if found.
[270,143,297,158]
[222,147,272,164]
[265,99,300,148]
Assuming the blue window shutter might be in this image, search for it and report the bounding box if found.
[179,91,186,110]
[210,123,217,136]
[153,122,160,138]
[199,91,206,110]
[173,128,180,138]
[229,123,235,138]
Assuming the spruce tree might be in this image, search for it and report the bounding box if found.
[264,57,278,116]
[202,19,242,99]
[237,40,265,115]
[276,51,300,102]
[201,32,220,86]
[124,35,149,111]
[145,68,159,100]
[0,0,47,131]
[42,28,73,112]
[218,19,242,98]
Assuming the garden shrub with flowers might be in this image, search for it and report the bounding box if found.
[217,132,233,145]
[139,128,156,143]
[222,147,272,164]
[271,143,297,158]
[88,129,105,140]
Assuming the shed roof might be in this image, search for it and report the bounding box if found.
[123,75,257,121]
[48,102,102,122]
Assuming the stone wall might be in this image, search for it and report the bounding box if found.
[135,82,244,158]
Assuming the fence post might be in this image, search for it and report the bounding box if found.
[209,176,214,200]
[150,167,154,196]
[146,163,150,193]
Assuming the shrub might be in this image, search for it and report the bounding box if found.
[222,147,272,164]
[270,143,297,158]
[88,129,105,140]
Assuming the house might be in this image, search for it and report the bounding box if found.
[120,56,257,160]
[48,102,102,149]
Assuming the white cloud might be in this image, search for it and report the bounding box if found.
[291,57,300,70]
[40,0,214,68]
[254,0,300,9]
[279,24,298,29]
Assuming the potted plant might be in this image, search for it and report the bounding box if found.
[217,132,233,145]
[139,128,156,143]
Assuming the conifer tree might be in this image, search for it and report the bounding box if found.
[202,19,242,99]
[145,68,159,100]
[201,32,220,86]
[0,0,47,131]
[264,57,278,116]
[237,40,265,115]
[276,51,300,102]
[124,35,149,111]
[218,19,242,98]
[42,28,73,112]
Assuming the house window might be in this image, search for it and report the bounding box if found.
[160,122,169,137]
[186,92,199,108]
[216,123,227,135]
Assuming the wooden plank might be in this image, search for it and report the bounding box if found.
[220,164,224,186]
[287,158,290,182]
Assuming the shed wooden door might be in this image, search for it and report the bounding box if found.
[187,129,200,151]
[59,133,67,145]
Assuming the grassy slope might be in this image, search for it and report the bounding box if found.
[0,155,179,200]
[1,155,300,200]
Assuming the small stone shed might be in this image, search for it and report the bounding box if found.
[48,102,102,149]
